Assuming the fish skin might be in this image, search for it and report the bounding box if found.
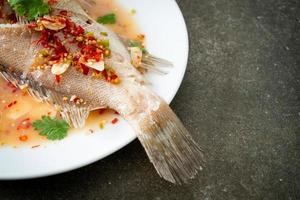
[52,0,141,79]
[0,4,204,184]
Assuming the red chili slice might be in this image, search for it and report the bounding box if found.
[111,118,118,124]
[80,63,90,75]
[19,135,28,142]
[99,108,106,115]
[55,75,61,83]
[27,22,38,29]
[59,10,68,16]
[17,118,31,130]
[48,0,58,5]
[5,100,17,109]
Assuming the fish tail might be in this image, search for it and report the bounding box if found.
[134,101,204,184]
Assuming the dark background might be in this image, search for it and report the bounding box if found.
[1,0,299,199]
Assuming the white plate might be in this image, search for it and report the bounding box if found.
[0,0,189,180]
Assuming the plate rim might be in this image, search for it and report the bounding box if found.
[0,0,189,180]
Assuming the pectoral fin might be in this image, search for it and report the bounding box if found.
[0,67,92,128]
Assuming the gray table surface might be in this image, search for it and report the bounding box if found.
[1,0,299,199]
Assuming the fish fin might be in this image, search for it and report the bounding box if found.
[16,16,29,25]
[0,67,91,128]
[39,90,92,128]
[76,0,95,9]
[53,0,90,18]
[135,102,204,184]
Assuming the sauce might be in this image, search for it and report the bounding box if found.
[0,0,139,147]
[88,0,139,39]
[0,79,55,147]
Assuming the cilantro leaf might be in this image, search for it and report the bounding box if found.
[8,0,50,21]
[128,40,140,48]
[33,116,70,140]
[97,13,116,24]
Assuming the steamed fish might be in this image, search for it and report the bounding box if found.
[0,1,204,184]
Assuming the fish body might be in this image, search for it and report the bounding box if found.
[0,1,204,184]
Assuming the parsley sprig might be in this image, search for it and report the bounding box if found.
[33,116,70,140]
[8,0,50,21]
[97,13,116,24]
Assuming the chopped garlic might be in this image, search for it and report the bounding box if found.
[19,84,28,90]
[40,18,66,31]
[70,95,78,102]
[51,63,70,75]
[129,47,143,68]
[86,61,105,71]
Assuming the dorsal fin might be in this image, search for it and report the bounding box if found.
[53,0,92,17]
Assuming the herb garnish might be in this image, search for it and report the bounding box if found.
[97,13,116,24]
[33,116,69,140]
[8,0,50,21]
[129,40,147,54]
